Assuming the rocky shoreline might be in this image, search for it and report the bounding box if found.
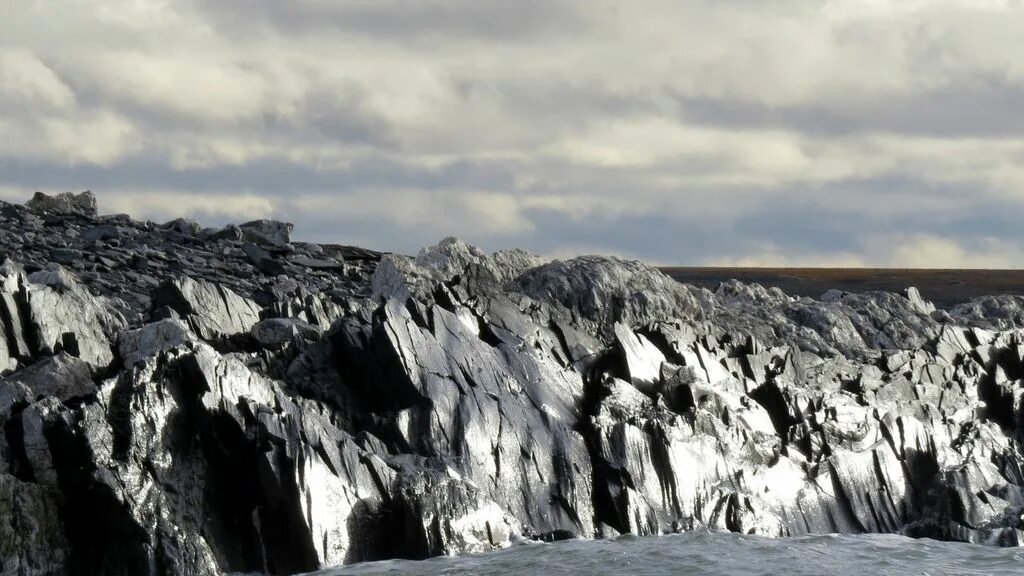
[2,191,1023,575]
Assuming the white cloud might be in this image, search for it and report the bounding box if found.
[102,190,277,223]
[0,48,76,110]
[872,234,1022,269]
[0,0,1023,265]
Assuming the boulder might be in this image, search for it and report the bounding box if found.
[5,352,96,401]
[240,219,293,246]
[153,276,262,340]
[25,190,97,216]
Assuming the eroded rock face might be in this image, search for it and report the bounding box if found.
[2,193,1024,575]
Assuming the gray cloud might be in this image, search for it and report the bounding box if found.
[676,76,1024,138]
[1,0,1023,267]
[197,0,591,43]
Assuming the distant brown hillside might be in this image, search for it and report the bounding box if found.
[659,267,1024,309]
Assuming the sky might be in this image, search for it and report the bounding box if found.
[1,0,1023,267]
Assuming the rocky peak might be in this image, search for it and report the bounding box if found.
[25,190,97,217]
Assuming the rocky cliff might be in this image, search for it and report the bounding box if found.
[1,191,1023,575]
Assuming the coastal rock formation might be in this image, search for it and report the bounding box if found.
[1,191,1023,575]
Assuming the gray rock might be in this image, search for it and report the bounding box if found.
[50,248,82,265]
[25,190,97,216]
[290,255,345,271]
[200,224,243,242]
[117,318,197,366]
[242,242,287,275]
[512,255,709,333]
[0,473,68,574]
[240,219,293,246]
[1,192,1024,575]
[161,217,202,236]
[21,268,124,370]
[153,276,261,340]
[613,323,665,394]
[5,352,96,401]
[251,317,321,348]
[83,224,121,243]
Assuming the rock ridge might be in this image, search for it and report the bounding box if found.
[1,191,1023,575]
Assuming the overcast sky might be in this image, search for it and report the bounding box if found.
[2,0,1023,266]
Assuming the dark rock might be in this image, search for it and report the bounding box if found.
[200,224,243,242]
[82,225,120,243]
[242,242,287,276]
[161,218,202,236]
[50,248,82,265]
[5,352,96,401]
[290,255,345,271]
[251,317,321,348]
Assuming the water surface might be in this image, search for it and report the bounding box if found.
[308,532,1024,576]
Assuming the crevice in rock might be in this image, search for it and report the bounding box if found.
[106,372,136,462]
[575,349,631,534]
[748,381,796,439]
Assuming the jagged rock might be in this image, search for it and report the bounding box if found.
[512,256,709,333]
[18,264,125,370]
[906,286,936,315]
[710,280,940,358]
[371,239,545,302]
[251,317,321,348]
[153,276,262,340]
[82,224,120,243]
[2,192,1024,575]
[117,318,197,366]
[25,190,97,216]
[949,295,1024,332]
[242,242,287,275]
[290,254,345,271]
[415,236,490,279]
[5,352,96,401]
[200,224,243,242]
[240,219,293,246]
[370,253,430,301]
[614,323,665,394]
[161,217,202,236]
[27,263,78,290]
[0,473,68,574]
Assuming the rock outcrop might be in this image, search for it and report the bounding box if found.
[1,191,1023,575]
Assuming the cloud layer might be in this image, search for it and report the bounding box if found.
[2,0,1022,266]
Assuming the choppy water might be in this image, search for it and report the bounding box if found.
[307,532,1024,576]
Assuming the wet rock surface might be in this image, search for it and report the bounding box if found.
[1,191,1024,575]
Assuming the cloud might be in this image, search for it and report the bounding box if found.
[100,190,277,223]
[0,0,1022,266]
[0,48,76,110]
[873,235,1023,269]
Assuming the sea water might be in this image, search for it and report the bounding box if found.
[306,531,1024,576]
